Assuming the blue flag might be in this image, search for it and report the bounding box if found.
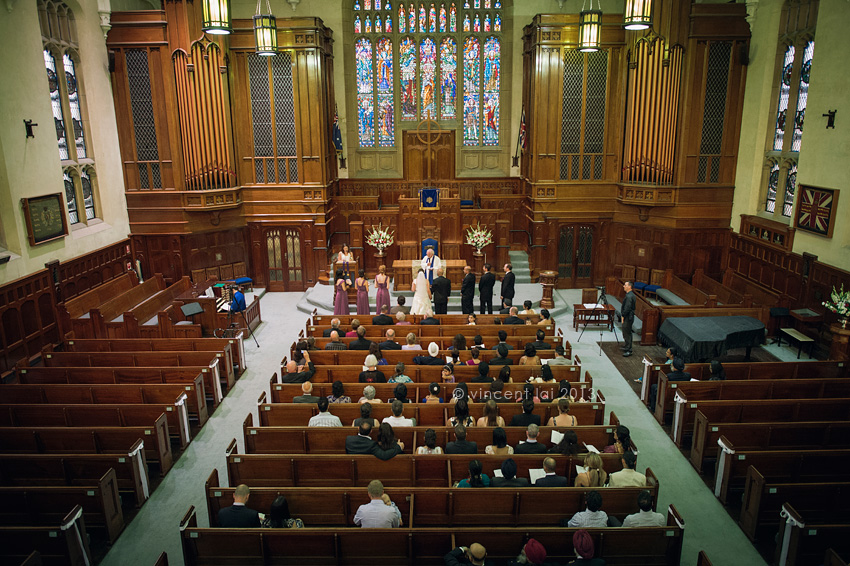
[332,104,343,152]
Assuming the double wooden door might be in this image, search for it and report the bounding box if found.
[558,224,594,288]
[264,227,305,292]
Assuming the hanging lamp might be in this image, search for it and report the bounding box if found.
[623,0,652,30]
[202,0,232,34]
[253,0,278,55]
[578,0,602,52]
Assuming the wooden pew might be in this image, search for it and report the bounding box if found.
[0,381,208,427]
[0,468,123,543]
[723,269,793,309]
[739,466,850,541]
[297,336,564,355]
[86,274,167,339]
[0,505,92,566]
[180,505,684,566]
[652,269,714,306]
[300,348,560,366]
[16,365,222,408]
[824,549,849,566]
[692,269,747,306]
[775,503,850,566]
[289,364,581,386]
[117,276,199,339]
[307,324,550,338]
[691,414,850,474]
[0,444,149,505]
[313,313,550,327]
[57,272,138,338]
[670,394,850,447]
[606,276,660,345]
[696,551,714,566]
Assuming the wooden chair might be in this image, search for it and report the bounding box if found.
[204,267,220,281]
[190,269,206,284]
[635,266,650,296]
[581,288,598,304]
[621,264,636,282]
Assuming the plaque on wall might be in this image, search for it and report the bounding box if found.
[795,185,839,238]
[21,193,69,246]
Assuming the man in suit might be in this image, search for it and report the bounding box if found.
[608,451,647,487]
[323,318,341,337]
[420,315,440,325]
[534,457,568,487]
[379,328,402,350]
[489,344,513,366]
[345,421,405,460]
[217,484,261,528]
[500,263,516,310]
[460,266,476,315]
[431,268,452,315]
[348,326,374,351]
[470,361,492,383]
[526,329,551,350]
[490,458,530,487]
[372,304,394,325]
[514,424,547,454]
[620,280,636,357]
[548,345,570,365]
[445,424,478,454]
[293,381,321,404]
[479,263,496,314]
[390,296,410,315]
[491,329,513,350]
[509,399,541,427]
[503,306,524,325]
[324,330,347,350]
[499,298,513,315]
[413,342,445,365]
[281,351,316,383]
[649,357,691,412]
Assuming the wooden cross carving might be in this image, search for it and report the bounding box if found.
[415,110,442,184]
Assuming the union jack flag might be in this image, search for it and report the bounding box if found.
[797,187,835,235]
[518,107,527,152]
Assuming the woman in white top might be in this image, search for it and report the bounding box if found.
[476,399,505,427]
[409,269,434,316]
[337,244,355,263]
[401,332,422,350]
[416,428,444,455]
[485,426,514,455]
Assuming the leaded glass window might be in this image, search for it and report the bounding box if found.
[791,40,813,152]
[559,50,608,181]
[462,36,480,145]
[772,45,794,151]
[765,161,779,213]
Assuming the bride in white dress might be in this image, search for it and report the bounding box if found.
[410,269,434,316]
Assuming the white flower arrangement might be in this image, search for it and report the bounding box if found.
[465,222,494,251]
[822,284,850,317]
[365,223,395,252]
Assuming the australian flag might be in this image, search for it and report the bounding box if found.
[518,107,527,152]
[332,104,343,153]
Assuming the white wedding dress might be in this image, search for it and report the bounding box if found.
[410,272,434,316]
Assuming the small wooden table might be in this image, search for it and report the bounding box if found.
[573,303,615,331]
[778,327,815,359]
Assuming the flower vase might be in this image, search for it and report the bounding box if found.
[375,249,386,258]
[840,316,849,329]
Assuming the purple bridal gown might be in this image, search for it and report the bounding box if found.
[375,276,390,315]
[333,280,350,315]
[356,279,370,315]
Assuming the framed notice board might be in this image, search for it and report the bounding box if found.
[795,185,839,238]
[21,193,68,246]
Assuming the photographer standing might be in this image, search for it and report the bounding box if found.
[230,285,247,313]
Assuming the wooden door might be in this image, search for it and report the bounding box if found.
[557,225,594,288]
[403,130,455,181]
[264,228,305,292]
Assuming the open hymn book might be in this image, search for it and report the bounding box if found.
[492,468,547,483]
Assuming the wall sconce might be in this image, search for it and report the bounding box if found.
[24,119,38,138]
[202,0,232,34]
[286,0,300,10]
[578,1,602,52]
[624,0,652,30]
[253,0,278,56]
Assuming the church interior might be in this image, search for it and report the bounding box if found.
[1,0,850,564]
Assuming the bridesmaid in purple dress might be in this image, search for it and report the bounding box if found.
[333,269,350,315]
[355,269,370,315]
[375,265,390,315]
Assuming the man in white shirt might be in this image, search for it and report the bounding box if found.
[622,490,665,527]
[566,490,609,528]
[308,397,342,427]
[607,451,647,487]
[353,480,401,528]
[382,399,415,427]
[421,247,441,284]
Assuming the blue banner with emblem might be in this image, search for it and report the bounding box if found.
[419,187,439,210]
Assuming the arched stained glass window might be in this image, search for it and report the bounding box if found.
[420,37,437,119]
[376,37,395,146]
[482,36,499,145]
[792,40,813,152]
[364,0,371,8]
[418,5,426,32]
[439,5,446,32]
[765,161,779,213]
[484,13,490,31]
[783,162,797,217]
[473,13,480,32]
[354,15,362,33]
[440,37,457,118]
[355,38,375,146]
[385,15,392,32]
[450,3,457,31]
[398,5,405,32]
[429,4,436,32]
[399,37,417,120]
[494,12,500,31]
[408,4,415,32]
[463,13,470,31]
[462,36,480,145]
[375,15,382,32]
[772,45,794,151]
[365,15,372,33]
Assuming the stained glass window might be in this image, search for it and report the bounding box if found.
[474,0,479,7]
[365,15,372,33]
[473,13,480,32]
[354,0,361,9]
[429,4,436,32]
[419,5,426,32]
[439,5,446,32]
[385,0,391,9]
[482,36,499,145]
[494,12,500,31]
[440,38,457,118]
[81,167,96,220]
[783,162,797,217]
[364,0,371,8]
[494,0,500,6]
[44,50,69,160]
[484,13,490,31]
[376,37,395,146]
[375,0,381,9]
[792,40,813,152]
[420,37,437,119]
[400,37,417,120]
[484,0,490,7]
[64,171,78,224]
[354,15,362,33]
[765,161,779,213]
[463,13,470,31]
[408,4,415,32]
[462,36,480,145]
[386,15,392,32]
[375,15,382,32]
[355,38,375,146]
[450,3,457,31]
[772,45,794,151]
[63,54,86,159]
[398,5,405,32]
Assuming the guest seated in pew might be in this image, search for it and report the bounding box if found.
[517,383,540,403]
[467,347,482,366]
[451,382,470,405]
[471,335,486,351]
[467,314,477,325]
[293,341,308,368]
[490,344,514,366]
[510,399,541,427]
[450,349,461,366]
[570,530,605,566]
[354,480,402,528]
[485,426,513,455]
[395,312,412,325]
[520,300,537,316]
[379,329,402,351]
[417,428,444,455]
[519,344,541,366]
[346,421,403,459]
[527,329,552,351]
[293,381,321,404]
[444,543,490,566]
[452,333,468,351]
[262,495,304,529]
[421,314,441,325]
[388,362,412,383]
[575,453,608,488]
[548,345,570,366]
[603,425,630,455]
[478,399,506,427]
[392,383,411,403]
[662,347,677,365]
[308,397,343,427]
[510,538,558,566]
[548,398,577,427]
[359,385,383,404]
[323,318,342,337]
[709,360,726,381]
[535,457,568,487]
[442,363,456,383]
[349,326,374,351]
[537,308,552,327]
[500,299,513,315]
[622,490,664,527]
[367,343,388,366]
[402,332,421,349]
[504,306,524,325]
[499,366,513,384]
[449,399,475,427]
[391,296,410,315]
[422,382,443,404]
[305,337,318,351]
[282,351,316,383]
[382,399,415,427]
[352,402,380,428]
[471,361,492,383]
[377,423,405,457]
[456,458,490,488]
[372,304,394,325]
[359,355,386,383]
[325,330,347,350]
[566,491,609,528]
[515,424,547,454]
[491,330,514,350]
[327,380,351,404]
[607,451,646,488]
[549,430,580,456]
[491,458,530,487]
[487,380,512,406]
[648,357,690,412]
[413,342,445,365]
[446,424,478,454]
[346,319,360,337]
[217,484,261,528]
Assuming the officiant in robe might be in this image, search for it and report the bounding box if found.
[421,248,441,284]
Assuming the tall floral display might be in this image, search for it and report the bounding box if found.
[465,222,493,254]
[366,223,395,256]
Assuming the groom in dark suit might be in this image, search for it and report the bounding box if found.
[500,263,516,310]
[460,266,475,315]
[479,263,496,314]
[431,268,452,315]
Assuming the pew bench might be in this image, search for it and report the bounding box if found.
[307,324,552,339]
[85,275,167,339]
[775,503,850,566]
[0,505,92,566]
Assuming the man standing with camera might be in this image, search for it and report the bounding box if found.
[620,281,636,357]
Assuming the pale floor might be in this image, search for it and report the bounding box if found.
[99,288,813,566]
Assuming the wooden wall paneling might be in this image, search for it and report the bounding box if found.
[249,223,267,288]
[151,45,180,190]
[0,271,59,375]
[295,49,322,184]
[56,239,133,302]
[229,53,252,186]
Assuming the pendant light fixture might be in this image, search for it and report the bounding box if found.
[202,0,232,34]
[253,0,278,55]
[578,0,602,52]
[623,0,652,30]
